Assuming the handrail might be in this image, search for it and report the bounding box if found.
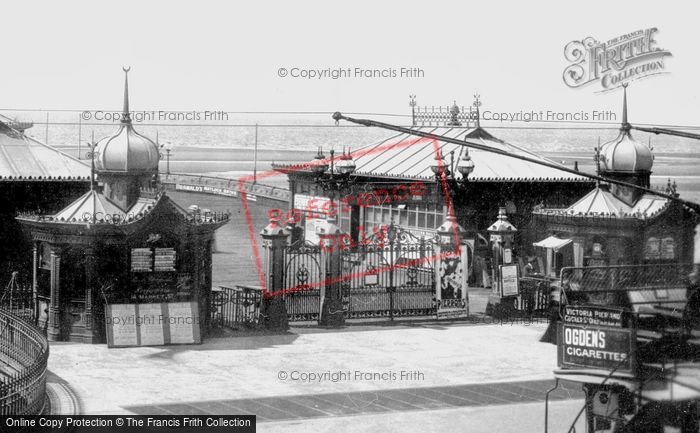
[160,172,290,201]
[0,308,49,415]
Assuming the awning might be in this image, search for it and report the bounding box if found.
[533,236,572,251]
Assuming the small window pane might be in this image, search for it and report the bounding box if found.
[427,213,435,229]
[408,211,416,227]
[399,210,408,226]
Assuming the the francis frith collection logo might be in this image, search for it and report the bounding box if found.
[563,28,671,91]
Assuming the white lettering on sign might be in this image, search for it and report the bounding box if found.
[564,347,627,361]
[564,327,606,348]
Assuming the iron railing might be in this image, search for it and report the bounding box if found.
[0,287,35,324]
[0,308,49,415]
[161,172,290,202]
[517,276,552,316]
[211,285,262,329]
[559,263,693,311]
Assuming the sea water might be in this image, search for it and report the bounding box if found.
[12,111,700,202]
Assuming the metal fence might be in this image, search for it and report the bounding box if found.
[559,263,693,311]
[0,273,35,323]
[0,308,49,415]
[210,285,262,329]
[161,172,290,202]
[517,276,552,316]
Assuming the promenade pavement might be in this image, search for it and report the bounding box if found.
[45,317,585,432]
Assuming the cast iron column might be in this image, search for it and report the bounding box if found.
[84,246,98,343]
[260,221,290,331]
[317,218,345,327]
[48,246,62,341]
[32,242,39,324]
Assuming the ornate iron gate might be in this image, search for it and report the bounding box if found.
[211,285,262,329]
[341,225,436,319]
[283,241,323,321]
[277,225,437,322]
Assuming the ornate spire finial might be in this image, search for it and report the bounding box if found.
[621,83,630,133]
[409,95,417,126]
[122,66,131,124]
[594,137,602,186]
[448,100,461,126]
[473,93,482,128]
[90,130,96,191]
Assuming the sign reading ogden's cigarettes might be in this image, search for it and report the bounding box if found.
[557,305,635,373]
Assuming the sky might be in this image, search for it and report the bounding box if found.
[0,0,697,127]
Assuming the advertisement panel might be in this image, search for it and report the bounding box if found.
[557,306,635,373]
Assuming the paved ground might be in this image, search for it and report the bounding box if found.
[46,319,586,432]
[124,378,582,419]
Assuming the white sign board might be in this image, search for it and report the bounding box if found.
[106,304,139,347]
[500,264,520,297]
[105,301,201,348]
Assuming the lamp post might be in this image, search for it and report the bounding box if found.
[312,147,355,327]
[313,147,356,213]
[386,222,398,321]
[430,147,474,205]
[160,142,174,175]
[85,131,98,193]
[486,207,518,318]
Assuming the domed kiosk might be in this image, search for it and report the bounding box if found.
[532,85,696,278]
[94,67,161,211]
[17,69,229,344]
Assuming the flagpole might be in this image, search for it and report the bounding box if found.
[45,112,49,144]
[78,115,82,159]
[254,123,258,183]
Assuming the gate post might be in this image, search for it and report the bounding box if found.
[435,215,470,318]
[317,217,345,327]
[485,207,518,318]
[260,221,289,331]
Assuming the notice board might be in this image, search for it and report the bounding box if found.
[557,305,635,373]
[500,264,520,296]
[105,301,202,348]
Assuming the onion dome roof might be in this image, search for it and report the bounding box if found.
[600,131,654,173]
[94,68,160,173]
[600,85,654,173]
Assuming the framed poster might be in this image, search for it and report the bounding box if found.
[105,301,201,348]
[644,237,660,260]
[105,304,139,347]
[661,237,675,260]
[138,303,166,346]
[167,302,201,344]
[500,264,519,296]
[130,248,153,272]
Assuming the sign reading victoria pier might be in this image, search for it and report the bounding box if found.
[557,306,635,373]
[563,28,672,91]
